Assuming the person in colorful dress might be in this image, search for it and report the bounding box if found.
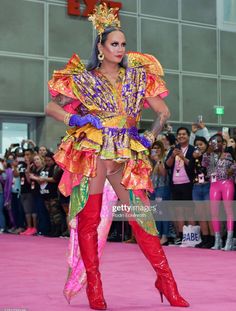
[202,133,236,251]
[46,4,189,310]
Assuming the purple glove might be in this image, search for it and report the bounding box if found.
[69,114,102,129]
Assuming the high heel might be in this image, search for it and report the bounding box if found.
[78,194,107,310]
[158,290,163,303]
[86,272,107,310]
[129,221,189,308]
[155,278,189,307]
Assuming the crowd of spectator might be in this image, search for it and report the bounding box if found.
[148,121,236,251]
[1,120,236,252]
[108,121,236,251]
[0,140,69,237]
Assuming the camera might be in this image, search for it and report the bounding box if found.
[11,143,20,148]
[175,144,181,150]
[15,147,24,155]
[197,115,203,123]
[194,146,200,153]
[210,138,218,150]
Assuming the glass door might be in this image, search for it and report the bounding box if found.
[0,117,36,155]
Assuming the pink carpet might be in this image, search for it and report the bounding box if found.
[0,234,236,311]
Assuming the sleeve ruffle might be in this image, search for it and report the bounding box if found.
[127,52,169,108]
[48,53,85,100]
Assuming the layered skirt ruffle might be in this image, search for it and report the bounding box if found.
[54,124,154,197]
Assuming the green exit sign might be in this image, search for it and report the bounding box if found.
[214,106,224,115]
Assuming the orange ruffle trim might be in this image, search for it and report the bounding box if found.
[54,140,97,178]
[54,139,153,196]
[122,158,153,192]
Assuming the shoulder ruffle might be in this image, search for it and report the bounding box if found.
[127,51,164,76]
[127,52,169,102]
[48,54,85,99]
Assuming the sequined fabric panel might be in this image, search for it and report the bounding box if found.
[72,66,146,120]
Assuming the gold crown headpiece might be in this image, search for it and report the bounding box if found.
[88,2,121,36]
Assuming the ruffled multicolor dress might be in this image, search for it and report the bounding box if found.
[48,51,168,302]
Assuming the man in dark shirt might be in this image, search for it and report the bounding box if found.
[39,151,64,237]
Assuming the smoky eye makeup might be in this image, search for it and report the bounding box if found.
[111,41,126,47]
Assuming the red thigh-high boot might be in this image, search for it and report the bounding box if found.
[78,193,107,310]
[130,221,189,307]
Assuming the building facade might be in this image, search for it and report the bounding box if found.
[0,0,236,152]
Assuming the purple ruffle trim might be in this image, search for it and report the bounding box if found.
[102,126,151,148]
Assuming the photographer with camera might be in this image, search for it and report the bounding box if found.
[202,133,236,251]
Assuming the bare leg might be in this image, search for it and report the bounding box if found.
[107,166,129,205]
[89,157,107,194]
[208,221,214,235]
[195,203,210,235]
